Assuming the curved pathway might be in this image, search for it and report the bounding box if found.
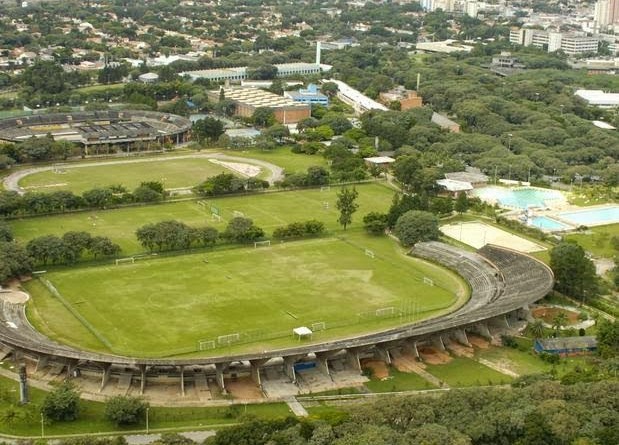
[2,153,284,194]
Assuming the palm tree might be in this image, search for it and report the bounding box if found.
[529,319,545,339]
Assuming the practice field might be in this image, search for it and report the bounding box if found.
[25,234,466,357]
[11,183,395,254]
[18,158,239,193]
[440,221,545,253]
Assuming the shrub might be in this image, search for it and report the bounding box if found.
[41,382,80,421]
[104,395,149,426]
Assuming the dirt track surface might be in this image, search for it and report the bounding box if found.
[3,152,284,194]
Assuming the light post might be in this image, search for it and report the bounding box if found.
[40,413,45,438]
[560,104,564,116]
[146,407,150,433]
[507,133,512,151]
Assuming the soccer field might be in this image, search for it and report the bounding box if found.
[11,183,395,254]
[25,234,466,357]
[18,157,235,193]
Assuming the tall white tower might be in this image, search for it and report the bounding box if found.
[315,41,322,65]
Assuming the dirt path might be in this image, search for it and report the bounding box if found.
[3,152,284,194]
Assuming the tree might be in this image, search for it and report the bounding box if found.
[393,211,440,247]
[0,221,13,242]
[549,241,597,302]
[454,192,469,214]
[552,312,568,334]
[89,236,121,259]
[305,166,330,186]
[596,319,619,358]
[41,382,80,422]
[335,187,359,230]
[223,217,264,243]
[0,241,32,283]
[363,212,388,235]
[62,231,92,263]
[104,395,149,426]
[193,117,224,145]
[133,185,163,202]
[252,107,276,127]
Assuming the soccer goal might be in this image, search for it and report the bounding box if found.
[423,277,434,286]
[197,200,207,209]
[115,257,135,265]
[311,322,326,332]
[375,307,395,317]
[211,213,222,222]
[217,333,240,346]
[52,163,67,174]
[322,201,329,210]
[198,340,216,351]
[233,210,245,218]
[320,186,330,192]
[254,240,271,248]
[365,249,375,259]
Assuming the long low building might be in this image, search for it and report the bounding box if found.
[575,89,619,108]
[207,87,311,124]
[323,79,387,115]
[182,62,332,82]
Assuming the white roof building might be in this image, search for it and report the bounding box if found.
[364,156,396,165]
[575,90,619,108]
[437,179,473,192]
[323,79,388,114]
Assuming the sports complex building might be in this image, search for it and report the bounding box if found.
[0,242,553,400]
[0,110,192,151]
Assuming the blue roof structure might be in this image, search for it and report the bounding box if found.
[284,84,329,106]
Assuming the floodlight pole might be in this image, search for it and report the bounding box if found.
[146,407,150,433]
[41,413,45,438]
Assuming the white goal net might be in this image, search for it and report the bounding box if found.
[217,333,240,346]
[233,210,245,218]
[423,277,434,286]
[115,257,135,265]
[254,240,271,248]
[198,340,215,350]
[365,249,375,259]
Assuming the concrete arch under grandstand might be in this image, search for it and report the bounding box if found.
[0,242,553,399]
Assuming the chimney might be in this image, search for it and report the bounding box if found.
[315,41,321,65]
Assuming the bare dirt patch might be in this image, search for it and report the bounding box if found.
[446,341,474,358]
[361,359,390,379]
[393,352,423,372]
[468,334,490,349]
[225,377,263,400]
[209,159,261,177]
[532,306,579,325]
[419,346,452,365]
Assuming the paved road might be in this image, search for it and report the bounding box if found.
[2,152,284,194]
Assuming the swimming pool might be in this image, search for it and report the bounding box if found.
[473,187,565,210]
[529,216,570,231]
[558,206,619,227]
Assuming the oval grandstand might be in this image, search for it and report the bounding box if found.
[0,110,192,147]
[0,242,553,389]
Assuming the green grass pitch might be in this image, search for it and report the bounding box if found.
[25,233,466,358]
[18,157,234,193]
[12,183,395,255]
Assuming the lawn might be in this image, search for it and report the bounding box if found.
[18,158,236,194]
[475,345,551,376]
[424,357,513,387]
[364,368,435,392]
[228,146,328,173]
[566,223,619,258]
[11,183,396,255]
[25,234,465,357]
[0,374,290,436]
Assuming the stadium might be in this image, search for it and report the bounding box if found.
[0,110,192,150]
[0,238,553,400]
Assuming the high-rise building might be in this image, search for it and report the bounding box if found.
[594,0,619,31]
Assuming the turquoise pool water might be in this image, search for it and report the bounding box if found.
[529,216,570,231]
[558,206,619,226]
[473,187,564,209]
